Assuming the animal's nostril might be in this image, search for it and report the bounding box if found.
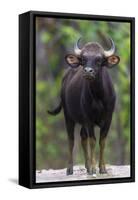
[84,67,95,74]
[85,67,93,73]
[84,68,87,72]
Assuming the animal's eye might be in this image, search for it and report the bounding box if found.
[96,57,102,66]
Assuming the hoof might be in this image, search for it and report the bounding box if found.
[66,167,73,175]
[99,168,107,174]
[87,168,96,177]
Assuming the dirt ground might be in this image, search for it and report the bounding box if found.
[36,165,130,183]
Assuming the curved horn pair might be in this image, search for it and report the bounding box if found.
[74,37,115,57]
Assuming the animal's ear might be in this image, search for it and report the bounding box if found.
[106,55,120,68]
[65,54,80,68]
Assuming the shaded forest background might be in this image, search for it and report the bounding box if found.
[36,17,130,170]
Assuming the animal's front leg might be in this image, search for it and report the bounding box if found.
[89,137,96,175]
[80,127,91,173]
[99,135,107,174]
[99,110,113,174]
[88,126,96,176]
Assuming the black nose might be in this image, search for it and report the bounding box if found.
[84,67,94,73]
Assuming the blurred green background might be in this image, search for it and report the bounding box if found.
[36,17,130,170]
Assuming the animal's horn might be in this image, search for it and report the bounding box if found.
[74,38,82,55]
[104,37,115,57]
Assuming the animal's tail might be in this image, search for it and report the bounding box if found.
[47,101,62,115]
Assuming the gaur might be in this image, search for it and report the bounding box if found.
[48,37,120,176]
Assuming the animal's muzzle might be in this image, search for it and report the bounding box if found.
[83,67,96,79]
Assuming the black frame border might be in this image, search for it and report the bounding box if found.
[19,11,135,189]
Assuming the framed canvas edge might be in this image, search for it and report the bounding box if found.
[19,10,135,189]
[19,12,32,188]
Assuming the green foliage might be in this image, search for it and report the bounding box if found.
[36,17,131,169]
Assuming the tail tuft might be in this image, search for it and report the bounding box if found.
[47,102,62,115]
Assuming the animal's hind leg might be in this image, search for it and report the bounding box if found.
[65,118,75,175]
[80,127,91,173]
